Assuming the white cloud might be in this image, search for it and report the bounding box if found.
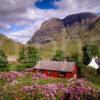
[53,0,100,17]
[0,23,10,30]
[7,19,43,44]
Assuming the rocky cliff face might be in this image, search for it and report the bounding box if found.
[28,12,99,44]
[63,12,97,27]
[28,18,65,44]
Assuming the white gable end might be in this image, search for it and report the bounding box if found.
[88,58,99,69]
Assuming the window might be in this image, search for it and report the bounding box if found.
[38,70,43,74]
[59,72,66,77]
[48,70,51,75]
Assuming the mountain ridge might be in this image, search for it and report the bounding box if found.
[28,12,99,44]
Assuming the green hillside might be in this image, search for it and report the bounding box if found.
[0,33,23,58]
[83,18,100,45]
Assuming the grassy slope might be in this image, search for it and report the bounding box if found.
[0,34,23,57]
[83,19,100,47]
[35,31,83,60]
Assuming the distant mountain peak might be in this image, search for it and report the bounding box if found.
[63,12,97,26]
[40,18,63,29]
[28,12,99,44]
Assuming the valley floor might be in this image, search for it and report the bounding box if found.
[0,71,100,100]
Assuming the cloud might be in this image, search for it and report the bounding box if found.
[0,0,37,24]
[0,0,100,44]
[7,19,43,44]
[0,23,10,30]
[54,0,100,17]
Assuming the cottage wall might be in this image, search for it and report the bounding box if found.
[66,65,78,78]
[74,65,78,74]
[33,65,78,78]
[43,70,58,77]
[66,72,73,78]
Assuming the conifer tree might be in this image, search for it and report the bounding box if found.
[18,47,26,64]
[0,49,8,71]
[82,44,99,65]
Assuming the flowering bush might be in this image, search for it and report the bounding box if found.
[32,72,48,80]
[40,83,66,100]
[61,78,99,100]
[21,78,100,100]
[0,71,100,100]
[0,71,24,82]
[21,83,65,100]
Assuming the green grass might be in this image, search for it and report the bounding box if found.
[35,78,67,85]
[37,38,83,60]
[8,64,30,71]
[95,83,100,88]
[17,73,33,85]
[8,64,18,71]
[0,79,6,86]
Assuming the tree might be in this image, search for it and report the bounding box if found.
[18,46,40,69]
[18,47,26,64]
[65,52,79,62]
[82,44,99,65]
[91,44,99,57]
[52,50,65,61]
[0,49,8,71]
[97,68,100,75]
[66,52,84,77]
[27,46,40,67]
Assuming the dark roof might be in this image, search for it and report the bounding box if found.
[95,59,100,66]
[34,61,76,72]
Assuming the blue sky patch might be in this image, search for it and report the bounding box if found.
[10,24,27,32]
[35,0,60,9]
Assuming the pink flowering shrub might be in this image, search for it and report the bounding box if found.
[40,83,66,100]
[61,78,99,100]
[0,71,24,82]
[21,78,100,100]
[21,83,66,100]
[32,72,48,80]
[0,71,99,100]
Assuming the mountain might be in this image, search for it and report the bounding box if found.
[28,18,64,44]
[0,33,23,60]
[28,12,100,59]
[28,12,98,44]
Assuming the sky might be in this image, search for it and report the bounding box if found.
[0,0,100,44]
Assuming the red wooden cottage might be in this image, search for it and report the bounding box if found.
[33,61,78,78]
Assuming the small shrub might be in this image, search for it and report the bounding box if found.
[81,66,100,84]
[82,66,97,77]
